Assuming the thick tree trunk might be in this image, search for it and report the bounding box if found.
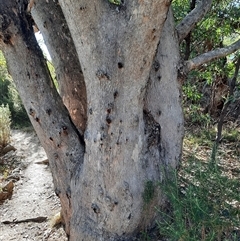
[58,2,183,240]
[0,1,183,240]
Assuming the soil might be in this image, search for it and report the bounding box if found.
[0,129,67,241]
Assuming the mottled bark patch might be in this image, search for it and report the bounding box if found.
[143,110,161,150]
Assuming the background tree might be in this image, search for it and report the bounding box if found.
[0,0,239,240]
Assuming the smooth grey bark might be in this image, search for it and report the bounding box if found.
[1,0,239,240]
[30,0,87,134]
[145,9,184,171]
[58,1,181,240]
[1,1,181,239]
[0,1,85,235]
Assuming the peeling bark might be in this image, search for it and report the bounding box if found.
[30,0,87,134]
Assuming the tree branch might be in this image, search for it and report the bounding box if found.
[176,0,213,43]
[184,39,240,73]
[216,56,240,144]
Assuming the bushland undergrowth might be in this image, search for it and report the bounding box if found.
[158,141,240,241]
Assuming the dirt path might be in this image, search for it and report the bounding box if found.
[0,130,67,241]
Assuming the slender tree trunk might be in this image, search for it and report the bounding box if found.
[30,0,87,134]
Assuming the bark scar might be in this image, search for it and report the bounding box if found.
[143,110,161,149]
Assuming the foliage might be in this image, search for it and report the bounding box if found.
[140,231,151,241]
[182,80,202,103]
[0,51,9,80]
[0,79,31,128]
[108,0,122,5]
[0,104,11,150]
[0,52,12,147]
[47,60,58,90]
[158,146,240,241]
[7,81,31,128]
[173,0,240,118]
[173,0,240,58]
[223,128,240,142]
[185,128,215,148]
[184,104,211,127]
[0,51,31,128]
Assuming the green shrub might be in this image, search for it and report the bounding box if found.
[7,81,31,128]
[0,51,30,128]
[183,82,202,103]
[0,79,31,128]
[184,104,211,127]
[158,147,240,241]
[0,104,11,150]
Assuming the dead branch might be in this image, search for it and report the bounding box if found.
[2,216,47,224]
[176,0,213,43]
[183,39,240,73]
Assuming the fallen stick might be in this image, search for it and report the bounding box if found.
[2,216,47,224]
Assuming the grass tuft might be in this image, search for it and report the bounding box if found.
[158,144,240,241]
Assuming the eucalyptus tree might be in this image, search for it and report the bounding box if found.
[0,0,239,240]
